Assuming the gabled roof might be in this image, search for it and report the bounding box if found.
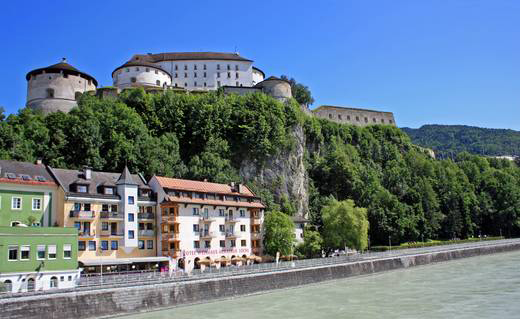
[164,195,265,209]
[312,105,394,115]
[134,52,253,63]
[26,58,98,86]
[116,166,138,185]
[49,167,150,197]
[111,60,172,78]
[154,176,256,197]
[0,160,56,186]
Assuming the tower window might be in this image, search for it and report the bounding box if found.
[194,65,197,70]
[184,83,187,87]
[217,81,221,87]
[194,72,197,78]
[217,72,220,78]
[131,77,136,83]
[194,81,197,86]
[236,81,239,86]
[204,72,207,78]
[175,73,178,78]
[203,64,207,70]
[136,67,139,71]
[126,68,130,72]
[364,117,368,123]
[227,64,230,70]
[156,80,160,86]
[236,72,239,79]
[373,118,377,123]
[227,72,231,78]
[63,73,68,78]
[155,70,158,74]
[235,65,238,71]
[217,64,220,70]
[338,114,342,120]
[146,68,150,72]
[184,73,187,78]
[204,82,207,87]
[184,65,188,70]
[46,88,54,98]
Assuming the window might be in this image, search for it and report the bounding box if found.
[356,116,360,121]
[217,64,220,70]
[37,245,46,260]
[11,197,21,210]
[184,72,187,78]
[111,240,118,250]
[101,241,108,251]
[126,68,130,72]
[389,120,393,124]
[329,114,333,119]
[131,77,137,83]
[204,208,209,215]
[128,196,135,205]
[84,203,91,211]
[147,240,153,249]
[78,241,86,251]
[219,209,225,217]
[128,230,135,239]
[194,72,197,78]
[77,185,87,193]
[236,72,239,79]
[63,244,72,258]
[240,210,245,217]
[227,64,230,70]
[46,88,54,98]
[217,81,221,87]
[241,240,247,247]
[220,240,225,248]
[194,241,200,249]
[194,81,197,87]
[219,225,225,232]
[203,72,207,78]
[88,241,96,251]
[184,65,188,70]
[364,117,368,123]
[8,246,18,260]
[227,72,231,78]
[128,213,134,222]
[204,240,210,248]
[203,64,206,70]
[240,225,246,232]
[184,82,187,87]
[175,65,178,70]
[193,224,200,232]
[135,67,139,71]
[192,207,200,215]
[138,240,145,249]
[50,277,58,288]
[20,246,30,260]
[104,187,114,195]
[73,222,81,231]
[204,82,207,87]
[217,72,220,78]
[48,245,57,259]
[154,69,158,74]
[175,73,178,78]
[236,81,239,86]
[60,276,64,282]
[381,119,385,123]
[29,198,40,211]
[230,240,236,247]
[4,280,12,292]
[347,115,351,121]
[373,118,377,123]
[338,114,342,120]
[68,276,72,281]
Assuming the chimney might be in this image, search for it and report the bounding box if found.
[203,178,208,182]
[236,183,243,194]
[83,166,92,180]
[35,159,42,165]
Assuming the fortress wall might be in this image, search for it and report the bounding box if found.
[313,107,396,127]
[2,241,520,319]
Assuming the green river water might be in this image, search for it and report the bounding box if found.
[118,251,520,319]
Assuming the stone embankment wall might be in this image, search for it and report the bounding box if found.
[2,242,520,319]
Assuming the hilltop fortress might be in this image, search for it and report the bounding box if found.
[25,52,396,126]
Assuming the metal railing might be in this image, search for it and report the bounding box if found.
[100,211,124,219]
[2,238,520,298]
[138,213,155,220]
[69,211,95,218]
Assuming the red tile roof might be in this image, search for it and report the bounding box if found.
[164,195,265,209]
[155,176,256,197]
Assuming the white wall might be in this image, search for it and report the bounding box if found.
[157,60,254,91]
[0,269,80,293]
[117,184,138,248]
[252,69,264,85]
[113,66,172,89]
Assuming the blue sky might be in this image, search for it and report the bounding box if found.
[1,0,518,129]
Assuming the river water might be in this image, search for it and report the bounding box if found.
[119,251,520,319]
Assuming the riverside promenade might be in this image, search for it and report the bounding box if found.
[2,239,520,319]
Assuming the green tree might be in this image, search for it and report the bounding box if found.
[300,228,323,258]
[322,198,369,252]
[263,211,295,256]
[280,75,314,106]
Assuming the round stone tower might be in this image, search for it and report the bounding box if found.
[112,59,172,90]
[26,58,97,114]
[256,76,292,101]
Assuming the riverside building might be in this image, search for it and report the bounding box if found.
[49,166,168,273]
[0,160,79,292]
[149,176,265,272]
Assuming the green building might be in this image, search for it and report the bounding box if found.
[0,160,79,293]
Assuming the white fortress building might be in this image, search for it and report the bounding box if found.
[26,58,97,114]
[112,52,265,91]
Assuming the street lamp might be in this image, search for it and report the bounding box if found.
[388,235,392,253]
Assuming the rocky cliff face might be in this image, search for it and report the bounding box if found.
[239,124,309,217]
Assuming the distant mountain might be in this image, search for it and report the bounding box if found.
[401,125,520,158]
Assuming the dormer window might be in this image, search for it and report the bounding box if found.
[104,187,114,195]
[76,185,88,193]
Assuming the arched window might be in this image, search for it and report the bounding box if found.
[50,276,58,288]
[27,278,35,292]
[131,77,137,83]
[156,80,160,86]
[10,221,21,227]
[46,88,54,98]
[3,280,12,293]
[75,92,82,101]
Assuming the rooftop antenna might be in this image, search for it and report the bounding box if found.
[234,46,239,54]
[62,57,67,63]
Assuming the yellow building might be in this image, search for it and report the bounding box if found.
[49,166,168,273]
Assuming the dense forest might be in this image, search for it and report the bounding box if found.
[402,125,520,158]
[1,89,520,245]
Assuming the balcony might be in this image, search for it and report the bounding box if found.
[225,216,239,223]
[138,229,155,237]
[199,230,216,238]
[199,215,215,223]
[251,217,262,225]
[162,215,179,224]
[225,231,239,238]
[251,231,262,240]
[162,249,181,258]
[100,211,124,219]
[100,231,124,237]
[69,210,95,219]
[78,230,95,238]
[138,212,155,220]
